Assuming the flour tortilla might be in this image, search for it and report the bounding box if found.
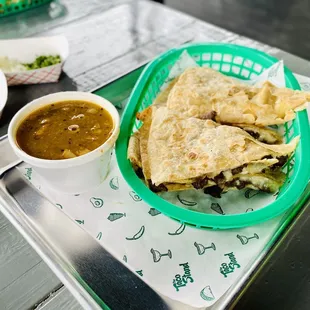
[127,70,300,194]
[148,107,298,186]
[167,67,310,126]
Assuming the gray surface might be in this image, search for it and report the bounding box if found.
[165,0,310,61]
[0,261,60,310]
[0,0,309,309]
[233,193,310,310]
[35,286,83,310]
[0,165,176,310]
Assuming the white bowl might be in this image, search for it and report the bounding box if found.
[8,92,120,194]
[0,69,8,118]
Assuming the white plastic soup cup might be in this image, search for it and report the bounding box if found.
[8,92,120,194]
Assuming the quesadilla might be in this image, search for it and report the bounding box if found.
[146,107,297,195]
[127,67,303,197]
[167,67,309,126]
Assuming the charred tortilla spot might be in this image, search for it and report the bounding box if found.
[188,151,198,160]
[199,111,217,121]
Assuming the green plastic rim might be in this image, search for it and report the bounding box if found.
[0,0,52,17]
[116,43,310,229]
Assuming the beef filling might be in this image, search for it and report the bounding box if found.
[231,164,246,175]
[226,179,250,190]
[192,176,210,189]
[148,180,168,193]
[214,172,225,186]
[147,154,288,193]
[262,155,273,160]
[272,155,288,168]
[135,167,144,179]
[263,155,289,170]
[204,185,223,198]
[246,130,260,140]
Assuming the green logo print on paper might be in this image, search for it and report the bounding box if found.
[300,82,310,91]
[107,213,126,221]
[220,252,240,278]
[96,232,102,240]
[172,262,194,292]
[168,223,186,236]
[56,203,63,209]
[194,242,216,255]
[90,197,104,208]
[123,255,128,263]
[126,225,145,240]
[109,176,119,190]
[211,203,224,215]
[200,285,215,301]
[237,233,259,245]
[148,208,161,216]
[244,189,259,199]
[129,191,142,202]
[24,167,32,180]
[75,219,84,225]
[151,248,172,263]
[136,270,143,276]
[177,194,197,206]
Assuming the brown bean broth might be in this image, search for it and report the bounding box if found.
[16,100,114,160]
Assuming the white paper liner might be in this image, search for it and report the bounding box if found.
[0,69,8,117]
[0,36,69,86]
[16,54,310,308]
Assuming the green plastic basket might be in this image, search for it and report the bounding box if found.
[116,43,310,229]
[0,0,52,17]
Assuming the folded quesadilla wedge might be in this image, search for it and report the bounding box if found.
[167,67,310,126]
[128,106,216,193]
[147,107,298,194]
[128,77,213,193]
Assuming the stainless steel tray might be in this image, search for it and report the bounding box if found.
[0,68,309,310]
